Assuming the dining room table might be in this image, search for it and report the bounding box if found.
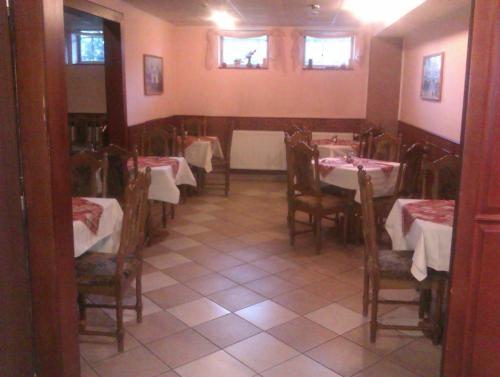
[179,135,224,173]
[318,157,401,202]
[72,196,123,258]
[311,138,360,159]
[385,198,455,281]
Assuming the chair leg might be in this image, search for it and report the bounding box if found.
[170,203,175,220]
[315,216,322,254]
[370,282,379,343]
[289,209,296,246]
[432,279,446,345]
[225,168,230,196]
[362,270,369,316]
[162,202,168,228]
[77,293,87,332]
[116,292,124,352]
[136,273,143,324]
[342,212,348,245]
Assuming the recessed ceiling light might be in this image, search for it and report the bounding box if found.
[311,4,321,14]
[209,10,237,29]
[343,0,425,25]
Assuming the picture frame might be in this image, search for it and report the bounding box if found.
[143,54,163,95]
[421,52,444,101]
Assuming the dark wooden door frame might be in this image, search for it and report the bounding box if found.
[11,1,80,376]
[443,0,500,376]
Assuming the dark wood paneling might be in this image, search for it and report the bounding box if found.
[398,121,461,159]
[443,0,500,375]
[0,1,35,375]
[13,0,80,376]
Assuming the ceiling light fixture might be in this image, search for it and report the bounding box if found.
[342,0,425,26]
[311,4,321,14]
[209,10,237,29]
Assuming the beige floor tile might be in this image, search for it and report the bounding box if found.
[379,306,425,337]
[337,292,400,316]
[103,296,162,323]
[334,267,365,288]
[388,338,442,377]
[93,347,168,377]
[184,273,237,295]
[353,360,420,377]
[251,256,299,274]
[303,277,361,302]
[145,253,191,270]
[133,271,178,293]
[80,330,140,364]
[206,238,248,253]
[235,300,298,330]
[81,361,99,377]
[143,244,171,258]
[157,372,181,377]
[163,262,211,283]
[178,245,220,261]
[227,246,274,262]
[244,275,297,298]
[147,329,218,368]
[272,289,331,315]
[142,262,159,275]
[306,337,381,377]
[175,350,255,377]
[219,264,269,284]
[261,355,342,377]
[125,311,187,344]
[277,268,329,286]
[236,231,276,245]
[145,284,202,310]
[194,314,261,348]
[161,237,202,252]
[208,286,266,312]
[181,213,217,223]
[172,224,211,236]
[168,297,229,327]
[190,230,228,243]
[267,317,337,352]
[195,253,244,271]
[306,303,369,334]
[194,204,224,212]
[225,333,299,373]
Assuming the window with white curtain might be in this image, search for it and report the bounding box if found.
[220,35,268,69]
[66,30,105,64]
[303,35,354,69]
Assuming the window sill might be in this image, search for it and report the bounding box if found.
[218,66,269,70]
[302,66,353,71]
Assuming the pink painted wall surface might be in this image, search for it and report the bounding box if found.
[65,65,106,113]
[88,0,177,125]
[398,9,469,143]
[173,27,369,119]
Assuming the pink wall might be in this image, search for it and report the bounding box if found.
[399,9,469,143]
[65,65,106,113]
[173,27,369,119]
[90,0,177,125]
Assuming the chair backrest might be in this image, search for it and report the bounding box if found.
[181,117,207,136]
[101,144,138,199]
[115,168,151,281]
[140,127,176,156]
[401,142,427,197]
[70,151,108,197]
[358,126,384,158]
[287,140,321,199]
[370,133,402,162]
[421,153,461,199]
[357,167,380,277]
[224,121,235,161]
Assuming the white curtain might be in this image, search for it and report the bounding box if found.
[290,29,369,71]
[205,29,286,71]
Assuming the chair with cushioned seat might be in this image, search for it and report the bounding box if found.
[76,168,151,352]
[357,167,446,343]
[286,140,349,253]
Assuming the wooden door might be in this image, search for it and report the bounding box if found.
[0,1,35,375]
[443,0,500,376]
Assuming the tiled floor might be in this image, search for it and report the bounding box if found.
[80,179,442,377]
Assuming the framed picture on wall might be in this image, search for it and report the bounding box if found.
[421,52,444,101]
[143,54,163,95]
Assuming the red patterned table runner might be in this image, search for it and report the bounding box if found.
[129,156,179,176]
[72,197,103,234]
[179,135,219,148]
[312,139,360,149]
[318,157,395,178]
[402,200,455,235]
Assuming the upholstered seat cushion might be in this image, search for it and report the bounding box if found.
[76,251,138,286]
[295,194,346,211]
[378,249,414,280]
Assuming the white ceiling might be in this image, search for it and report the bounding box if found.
[122,0,361,28]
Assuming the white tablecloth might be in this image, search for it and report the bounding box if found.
[385,199,454,281]
[319,158,400,202]
[73,197,123,258]
[142,157,197,204]
[184,138,224,173]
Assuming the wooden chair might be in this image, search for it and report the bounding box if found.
[139,127,177,157]
[421,154,461,199]
[203,122,234,196]
[181,117,207,137]
[101,144,138,202]
[70,151,108,197]
[370,133,402,162]
[400,142,428,197]
[357,167,446,343]
[357,126,384,158]
[287,140,349,252]
[76,168,152,352]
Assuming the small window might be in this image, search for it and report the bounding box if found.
[220,35,268,69]
[66,30,105,64]
[304,35,354,69]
